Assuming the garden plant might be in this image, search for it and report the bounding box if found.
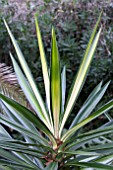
[0,14,113,169]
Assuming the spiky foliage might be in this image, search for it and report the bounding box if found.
[0,63,27,107]
[0,14,113,169]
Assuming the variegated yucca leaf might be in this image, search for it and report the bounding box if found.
[1,12,113,170]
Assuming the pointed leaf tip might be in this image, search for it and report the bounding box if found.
[51,25,61,138]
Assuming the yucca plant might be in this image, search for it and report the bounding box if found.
[0,13,113,169]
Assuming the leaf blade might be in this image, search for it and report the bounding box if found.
[59,27,102,137]
[61,100,113,141]
[10,53,54,134]
[44,162,58,170]
[4,19,53,133]
[35,16,53,128]
[0,93,57,146]
[70,81,110,128]
[65,161,113,169]
[51,27,61,138]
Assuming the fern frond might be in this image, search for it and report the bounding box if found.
[0,63,27,107]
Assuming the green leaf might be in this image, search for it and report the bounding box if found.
[35,16,53,128]
[65,161,113,169]
[81,155,113,170]
[0,160,39,170]
[4,102,41,134]
[0,142,44,157]
[61,150,100,156]
[44,162,58,170]
[0,94,49,141]
[51,27,61,138]
[4,19,53,134]
[0,114,49,144]
[83,142,113,152]
[0,166,14,170]
[61,100,113,141]
[59,66,66,126]
[0,148,28,165]
[94,154,113,164]
[0,124,40,168]
[0,148,39,169]
[10,53,48,126]
[59,27,102,137]
[64,125,113,151]
[0,138,54,153]
[0,93,57,147]
[10,53,54,134]
[104,112,112,122]
[61,66,66,115]
[0,101,45,168]
[70,81,110,128]
[0,124,11,138]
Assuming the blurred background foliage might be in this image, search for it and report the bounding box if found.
[0,0,113,128]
